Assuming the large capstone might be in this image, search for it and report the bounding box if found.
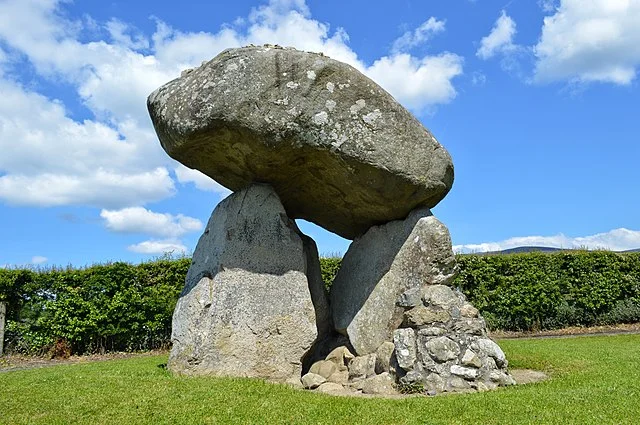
[168,184,329,383]
[330,207,457,355]
[147,45,454,239]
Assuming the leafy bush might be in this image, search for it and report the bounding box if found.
[319,257,341,291]
[0,259,189,355]
[2,250,639,354]
[455,251,640,331]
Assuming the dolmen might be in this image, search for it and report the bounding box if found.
[147,45,514,395]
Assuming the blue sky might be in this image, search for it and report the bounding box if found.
[1,0,639,267]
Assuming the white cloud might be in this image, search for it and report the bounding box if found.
[367,53,463,111]
[534,0,640,85]
[0,0,465,210]
[101,207,203,238]
[128,239,188,255]
[454,228,640,253]
[31,256,48,264]
[392,17,446,53]
[477,10,518,60]
[0,169,174,208]
[174,164,232,195]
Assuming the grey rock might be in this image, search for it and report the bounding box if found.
[424,373,446,393]
[301,373,327,389]
[393,328,417,370]
[422,285,460,308]
[309,360,337,379]
[325,345,355,371]
[348,354,377,381]
[461,349,482,368]
[473,338,508,368]
[448,376,471,391]
[168,184,319,382]
[361,372,397,395]
[417,327,446,337]
[148,45,454,240]
[450,365,479,380]
[399,370,424,386]
[375,342,396,374]
[424,336,460,363]
[403,306,451,327]
[326,369,349,385]
[331,208,457,354]
[453,318,487,336]
[316,382,347,394]
[396,287,422,308]
[489,371,517,386]
[460,303,479,318]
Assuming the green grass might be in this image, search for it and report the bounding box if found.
[1,335,639,424]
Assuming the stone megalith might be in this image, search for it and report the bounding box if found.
[147,45,453,239]
[149,45,514,395]
[168,184,330,383]
[330,207,458,356]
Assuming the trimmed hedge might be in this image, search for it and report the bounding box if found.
[2,251,640,355]
[454,251,640,331]
[0,259,189,355]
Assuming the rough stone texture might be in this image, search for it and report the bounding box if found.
[168,184,325,382]
[391,284,514,394]
[301,373,326,389]
[325,345,355,371]
[374,342,396,374]
[147,45,454,240]
[309,360,337,379]
[327,370,349,385]
[331,207,457,355]
[424,336,460,362]
[361,372,397,395]
[348,353,377,381]
[404,306,451,327]
[316,382,347,394]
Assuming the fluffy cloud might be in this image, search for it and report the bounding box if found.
[127,239,188,255]
[477,10,518,60]
[0,0,464,211]
[534,0,640,84]
[100,207,203,238]
[454,228,640,253]
[31,256,48,264]
[367,53,463,111]
[392,17,446,53]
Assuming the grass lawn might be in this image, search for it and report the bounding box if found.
[1,334,639,424]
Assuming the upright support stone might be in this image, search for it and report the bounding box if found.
[331,207,457,355]
[0,301,5,356]
[168,184,328,382]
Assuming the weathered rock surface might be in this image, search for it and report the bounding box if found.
[331,207,458,355]
[168,184,329,382]
[148,45,454,239]
[301,373,326,389]
[394,284,515,394]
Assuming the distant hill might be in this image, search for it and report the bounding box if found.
[466,246,640,255]
[493,246,563,254]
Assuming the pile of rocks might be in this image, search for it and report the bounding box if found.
[147,44,514,396]
[393,284,515,394]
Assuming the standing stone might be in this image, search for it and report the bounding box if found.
[331,207,457,355]
[168,184,326,382]
[147,45,454,239]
